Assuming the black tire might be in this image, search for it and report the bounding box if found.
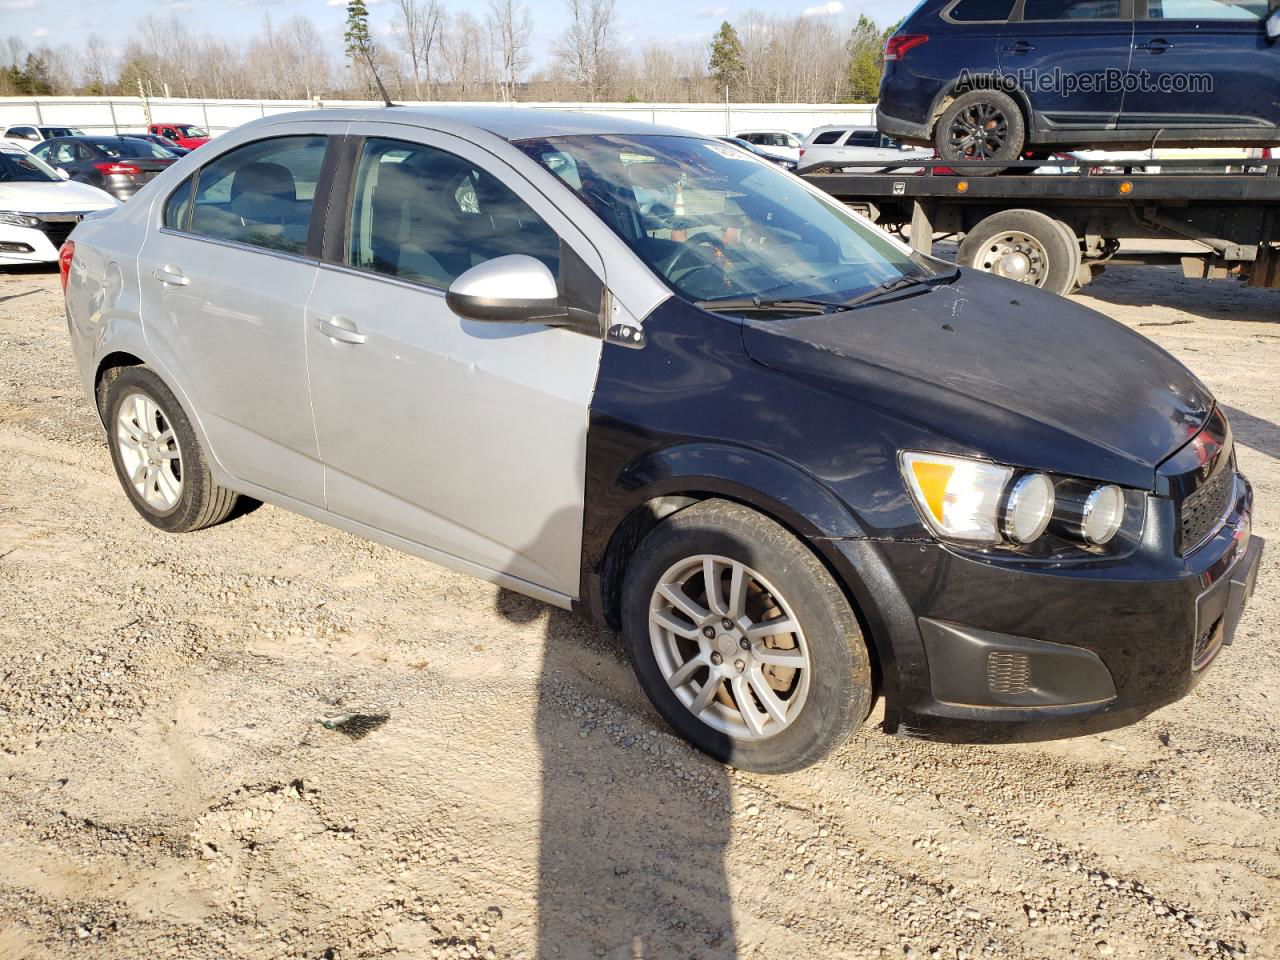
[100,365,242,533]
[957,209,1079,297]
[934,89,1027,176]
[622,499,873,774]
[1054,218,1083,294]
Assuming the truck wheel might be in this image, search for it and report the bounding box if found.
[622,499,873,774]
[957,210,1079,297]
[100,365,243,533]
[934,90,1027,175]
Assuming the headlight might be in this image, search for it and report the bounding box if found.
[901,452,1132,550]
[0,212,40,228]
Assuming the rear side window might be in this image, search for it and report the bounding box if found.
[1024,0,1122,17]
[845,131,879,146]
[949,0,1017,19]
[812,130,845,145]
[164,176,193,230]
[346,137,560,290]
[188,136,327,255]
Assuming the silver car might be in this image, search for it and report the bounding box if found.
[64,107,1261,772]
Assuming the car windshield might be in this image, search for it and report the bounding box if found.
[0,149,60,183]
[515,133,931,306]
[95,138,177,159]
[176,125,208,138]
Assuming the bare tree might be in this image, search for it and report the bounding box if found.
[486,0,532,102]
[439,11,490,99]
[552,0,618,102]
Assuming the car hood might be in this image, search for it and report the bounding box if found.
[0,179,117,212]
[738,270,1213,489]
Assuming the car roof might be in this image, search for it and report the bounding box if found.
[252,106,698,142]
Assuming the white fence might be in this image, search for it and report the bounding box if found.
[0,96,876,139]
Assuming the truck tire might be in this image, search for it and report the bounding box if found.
[957,210,1080,297]
[622,499,873,774]
[934,90,1027,176]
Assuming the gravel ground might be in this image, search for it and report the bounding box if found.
[0,259,1277,960]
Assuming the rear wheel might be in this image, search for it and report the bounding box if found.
[101,365,242,533]
[934,90,1027,176]
[957,209,1079,297]
[622,499,872,773]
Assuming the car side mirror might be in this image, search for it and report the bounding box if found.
[56,167,70,180]
[445,254,601,335]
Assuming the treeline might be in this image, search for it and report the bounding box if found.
[0,1,898,104]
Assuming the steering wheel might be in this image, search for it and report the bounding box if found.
[662,231,730,280]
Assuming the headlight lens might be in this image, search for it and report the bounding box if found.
[902,452,1132,550]
[0,211,40,228]
[1002,472,1055,544]
[901,452,1013,543]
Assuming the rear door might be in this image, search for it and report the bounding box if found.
[1001,0,1135,135]
[304,124,606,601]
[138,126,344,504]
[1123,0,1278,135]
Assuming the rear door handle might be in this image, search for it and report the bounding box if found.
[1138,38,1172,52]
[152,265,188,286]
[1003,40,1035,53]
[316,316,367,345]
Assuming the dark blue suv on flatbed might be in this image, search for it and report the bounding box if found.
[878,0,1280,171]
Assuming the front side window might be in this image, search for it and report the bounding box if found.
[346,137,560,289]
[1024,0,1122,17]
[0,149,59,183]
[1144,0,1266,17]
[516,134,928,306]
[188,135,327,254]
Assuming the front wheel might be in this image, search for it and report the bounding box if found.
[622,499,873,773]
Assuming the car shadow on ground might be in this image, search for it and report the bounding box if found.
[1076,265,1280,324]
[494,542,738,960]
[1222,405,1280,462]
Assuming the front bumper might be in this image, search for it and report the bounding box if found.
[0,221,63,265]
[835,475,1262,743]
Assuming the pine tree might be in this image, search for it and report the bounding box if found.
[708,21,745,98]
[345,0,392,104]
[846,15,883,102]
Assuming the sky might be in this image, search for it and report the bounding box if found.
[1,0,919,70]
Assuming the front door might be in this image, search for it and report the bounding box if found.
[1001,0,1135,136]
[138,129,339,505]
[1123,0,1279,136]
[304,126,605,601]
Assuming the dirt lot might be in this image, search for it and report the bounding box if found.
[0,259,1277,960]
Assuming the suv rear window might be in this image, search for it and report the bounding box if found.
[949,0,1016,19]
[812,131,844,145]
[1024,0,1122,17]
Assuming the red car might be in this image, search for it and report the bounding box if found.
[148,122,210,150]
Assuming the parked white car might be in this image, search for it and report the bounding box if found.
[799,126,934,172]
[1,124,86,151]
[0,145,117,267]
[732,130,803,164]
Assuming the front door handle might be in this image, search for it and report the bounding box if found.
[153,265,188,286]
[1003,40,1035,53]
[316,316,367,345]
[1138,38,1172,52]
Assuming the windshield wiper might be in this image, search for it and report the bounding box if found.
[696,295,850,315]
[842,270,958,309]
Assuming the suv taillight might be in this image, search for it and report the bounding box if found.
[58,241,74,294]
[884,34,928,61]
[94,161,141,175]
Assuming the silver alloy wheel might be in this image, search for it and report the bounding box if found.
[115,391,183,512]
[975,231,1049,287]
[648,554,811,741]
